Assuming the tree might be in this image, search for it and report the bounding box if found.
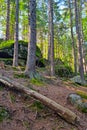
[25,0,36,76]
[13,0,19,67]
[9,0,16,40]
[74,0,85,83]
[6,0,10,40]
[48,0,54,76]
[68,0,77,74]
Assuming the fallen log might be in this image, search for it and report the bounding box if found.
[0,75,80,124]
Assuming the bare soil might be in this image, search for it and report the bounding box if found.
[0,67,87,130]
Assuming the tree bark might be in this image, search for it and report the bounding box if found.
[0,75,80,125]
[48,0,55,76]
[74,0,85,84]
[69,0,77,74]
[6,0,10,40]
[25,0,36,75]
[13,0,19,67]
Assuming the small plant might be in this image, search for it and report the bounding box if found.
[0,107,9,122]
[78,103,87,113]
[30,78,44,86]
[0,86,4,91]
[76,90,87,99]
[30,101,44,111]
[30,72,45,86]
[55,64,73,78]
[14,73,27,79]
[10,93,16,103]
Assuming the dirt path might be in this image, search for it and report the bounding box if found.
[0,67,87,130]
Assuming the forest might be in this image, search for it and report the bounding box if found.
[0,0,87,130]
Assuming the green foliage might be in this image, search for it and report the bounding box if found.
[36,45,42,58]
[0,38,4,44]
[30,72,45,86]
[31,101,44,111]
[14,73,27,79]
[76,91,87,99]
[0,40,28,49]
[10,93,16,103]
[0,107,9,122]
[0,40,14,49]
[0,86,4,91]
[55,64,73,78]
[0,58,12,65]
[78,103,87,113]
[30,78,44,86]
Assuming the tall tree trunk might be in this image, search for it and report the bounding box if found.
[25,0,36,76]
[6,0,10,40]
[9,2,16,40]
[48,0,55,76]
[79,0,85,73]
[74,0,85,84]
[13,0,19,67]
[69,0,77,74]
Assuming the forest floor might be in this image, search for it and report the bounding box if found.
[0,66,87,130]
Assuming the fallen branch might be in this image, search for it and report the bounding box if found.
[0,75,80,124]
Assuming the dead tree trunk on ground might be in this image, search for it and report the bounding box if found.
[0,75,80,124]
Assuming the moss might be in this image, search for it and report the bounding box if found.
[76,90,87,99]
[30,78,44,86]
[0,40,14,49]
[0,58,12,65]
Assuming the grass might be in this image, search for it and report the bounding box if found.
[14,73,27,79]
[0,107,9,122]
[30,78,44,86]
[0,86,4,91]
[29,72,45,86]
[10,93,16,103]
[30,101,45,111]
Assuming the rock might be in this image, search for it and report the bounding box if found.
[0,40,45,67]
[71,75,82,85]
[67,93,87,113]
[67,93,82,106]
[0,51,12,58]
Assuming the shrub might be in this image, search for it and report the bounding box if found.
[55,64,73,78]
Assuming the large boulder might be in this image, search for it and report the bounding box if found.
[70,75,82,85]
[0,40,45,67]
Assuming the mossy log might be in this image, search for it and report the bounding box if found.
[0,75,80,124]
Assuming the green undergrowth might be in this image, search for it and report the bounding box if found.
[12,66,25,71]
[14,73,27,79]
[0,58,12,65]
[76,90,87,99]
[30,101,45,111]
[30,78,44,86]
[29,72,45,86]
[0,86,4,91]
[10,93,16,103]
[0,40,28,49]
[0,107,10,122]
